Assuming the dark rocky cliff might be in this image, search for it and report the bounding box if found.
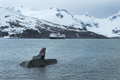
[10,29,109,39]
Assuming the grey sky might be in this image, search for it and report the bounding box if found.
[0,0,120,18]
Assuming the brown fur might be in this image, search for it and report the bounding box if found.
[40,48,46,54]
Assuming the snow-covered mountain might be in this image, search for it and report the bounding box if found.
[14,6,77,26]
[0,6,120,38]
[0,6,91,38]
[13,6,120,38]
[0,7,40,38]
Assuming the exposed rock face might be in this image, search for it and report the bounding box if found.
[16,29,109,39]
[0,30,8,37]
[20,59,57,68]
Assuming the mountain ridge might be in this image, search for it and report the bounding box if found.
[14,6,120,37]
[0,6,120,38]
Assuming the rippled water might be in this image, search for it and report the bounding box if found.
[0,39,120,80]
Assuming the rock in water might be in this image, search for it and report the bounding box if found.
[27,59,46,68]
[20,59,57,68]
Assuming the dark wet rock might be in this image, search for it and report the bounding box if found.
[0,30,8,37]
[20,59,57,68]
[20,29,41,38]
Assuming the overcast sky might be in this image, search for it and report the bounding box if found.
[0,0,120,18]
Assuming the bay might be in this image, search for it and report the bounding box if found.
[0,39,120,80]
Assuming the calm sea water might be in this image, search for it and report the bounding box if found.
[0,39,120,80]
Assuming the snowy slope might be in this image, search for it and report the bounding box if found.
[74,12,120,37]
[1,6,120,38]
[87,14,120,37]
[0,7,41,38]
[14,6,75,25]
[14,6,120,37]
[0,7,86,38]
[14,6,83,29]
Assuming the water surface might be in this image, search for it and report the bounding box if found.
[0,39,120,80]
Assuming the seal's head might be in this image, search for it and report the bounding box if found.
[40,48,46,54]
